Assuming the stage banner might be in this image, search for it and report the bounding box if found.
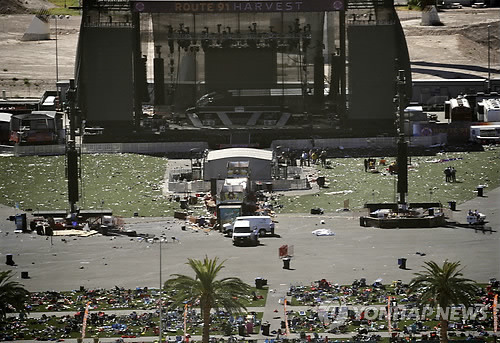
[132,0,345,13]
[387,296,392,334]
[81,301,91,339]
[494,294,498,333]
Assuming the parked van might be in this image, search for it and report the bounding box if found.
[224,216,275,237]
[232,220,259,246]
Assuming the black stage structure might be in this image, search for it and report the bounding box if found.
[75,0,411,146]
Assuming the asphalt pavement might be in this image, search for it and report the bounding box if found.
[1,183,499,342]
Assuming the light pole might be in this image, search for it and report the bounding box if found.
[52,15,59,82]
[159,238,163,343]
[396,70,408,208]
[487,24,491,93]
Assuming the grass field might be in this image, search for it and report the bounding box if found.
[46,0,81,15]
[0,153,167,217]
[0,146,498,217]
[275,146,499,213]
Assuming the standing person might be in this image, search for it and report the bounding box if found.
[320,150,327,167]
[300,151,306,167]
[364,159,368,172]
[444,167,451,182]
[252,227,259,245]
[368,158,375,170]
[451,167,456,182]
[311,150,318,165]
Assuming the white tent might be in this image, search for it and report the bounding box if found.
[204,148,273,181]
[21,15,50,41]
[421,6,442,26]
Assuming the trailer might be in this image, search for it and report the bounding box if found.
[446,97,473,121]
[217,204,243,227]
[470,124,500,143]
[9,111,64,144]
[480,98,500,122]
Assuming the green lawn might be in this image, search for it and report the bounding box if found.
[0,147,498,217]
[45,0,81,15]
[276,147,500,213]
[0,154,168,217]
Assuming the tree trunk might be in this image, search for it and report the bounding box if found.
[202,303,211,343]
[440,318,448,343]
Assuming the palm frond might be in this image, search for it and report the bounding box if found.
[163,257,252,343]
[0,271,30,320]
[409,261,479,310]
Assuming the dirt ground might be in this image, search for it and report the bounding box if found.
[0,0,56,14]
[401,8,500,79]
[0,14,80,98]
[0,6,499,98]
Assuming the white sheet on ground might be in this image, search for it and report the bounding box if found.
[312,229,335,236]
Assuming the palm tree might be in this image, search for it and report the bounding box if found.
[0,270,30,321]
[409,261,479,343]
[164,256,252,343]
[408,0,437,10]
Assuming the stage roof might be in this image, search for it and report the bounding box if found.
[206,148,273,162]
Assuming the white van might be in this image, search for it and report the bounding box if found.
[232,220,259,246]
[224,216,275,237]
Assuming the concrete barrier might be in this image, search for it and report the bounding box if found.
[271,134,447,151]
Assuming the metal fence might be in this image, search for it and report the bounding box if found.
[169,168,194,182]
[168,180,211,193]
[0,144,15,154]
[272,134,447,151]
[13,141,209,157]
[272,178,310,191]
[12,135,448,157]
[167,178,309,194]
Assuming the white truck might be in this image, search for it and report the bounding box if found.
[232,220,259,246]
[224,216,275,237]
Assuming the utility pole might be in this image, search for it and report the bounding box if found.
[396,70,408,209]
[339,8,347,122]
[487,24,491,93]
[159,238,163,343]
[55,15,59,82]
[66,79,79,214]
